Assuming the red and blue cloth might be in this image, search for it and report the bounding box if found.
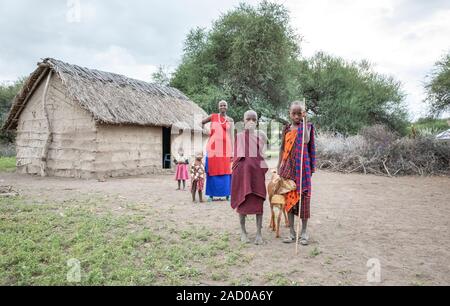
[294,123,315,197]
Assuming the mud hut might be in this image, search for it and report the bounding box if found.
[2,58,208,179]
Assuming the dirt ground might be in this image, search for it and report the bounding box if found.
[1,162,449,286]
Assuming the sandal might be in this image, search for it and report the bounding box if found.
[282,236,296,244]
[300,238,309,246]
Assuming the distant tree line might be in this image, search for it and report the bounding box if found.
[169,1,410,135]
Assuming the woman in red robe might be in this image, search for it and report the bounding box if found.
[202,101,234,202]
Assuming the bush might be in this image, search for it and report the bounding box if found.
[316,125,450,176]
[0,142,15,157]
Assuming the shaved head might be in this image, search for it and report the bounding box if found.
[290,100,307,113]
[244,110,258,120]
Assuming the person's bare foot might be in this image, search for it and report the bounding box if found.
[255,235,265,245]
[241,232,250,244]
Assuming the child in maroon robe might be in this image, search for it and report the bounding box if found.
[231,110,268,245]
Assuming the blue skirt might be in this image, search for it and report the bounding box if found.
[205,155,231,197]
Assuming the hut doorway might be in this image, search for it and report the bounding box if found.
[162,127,171,169]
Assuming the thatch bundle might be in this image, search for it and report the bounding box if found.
[2,58,207,132]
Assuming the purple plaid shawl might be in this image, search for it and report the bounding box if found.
[279,122,316,197]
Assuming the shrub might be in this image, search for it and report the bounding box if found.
[316,125,450,176]
[0,142,15,157]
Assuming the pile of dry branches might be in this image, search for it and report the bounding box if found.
[0,186,19,197]
[316,125,450,176]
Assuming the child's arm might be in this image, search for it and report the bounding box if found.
[277,126,287,172]
[258,131,268,158]
[308,124,316,174]
[190,163,194,177]
[200,164,205,177]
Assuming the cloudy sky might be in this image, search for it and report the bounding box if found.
[0,0,449,119]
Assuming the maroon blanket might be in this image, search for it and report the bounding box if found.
[231,131,268,212]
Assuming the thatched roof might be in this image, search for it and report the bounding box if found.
[2,58,207,132]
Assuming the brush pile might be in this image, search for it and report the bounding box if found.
[316,125,450,176]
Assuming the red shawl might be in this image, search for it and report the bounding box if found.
[230,130,268,210]
[206,114,232,176]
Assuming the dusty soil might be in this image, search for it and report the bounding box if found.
[1,162,449,286]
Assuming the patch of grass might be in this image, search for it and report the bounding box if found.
[0,196,247,285]
[230,276,254,286]
[411,280,426,286]
[211,271,230,282]
[324,257,333,265]
[0,157,15,172]
[309,247,322,258]
[264,272,299,286]
[410,273,428,286]
[338,270,352,278]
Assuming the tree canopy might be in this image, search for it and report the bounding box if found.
[425,52,450,117]
[0,78,24,142]
[297,53,408,135]
[170,1,408,135]
[151,66,171,86]
[171,1,300,122]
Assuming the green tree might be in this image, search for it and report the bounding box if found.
[171,1,300,121]
[297,52,408,135]
[1,78,24,142]
[171,1,408,135]
[425,52,450,116]
[151,65,171,86]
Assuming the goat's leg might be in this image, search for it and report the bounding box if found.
[276,208,282,238]
[268,205,272,229]
[283,209,290,227]
[270,207,276,232]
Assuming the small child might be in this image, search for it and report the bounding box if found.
[231,110,268,245]
[190,152,205,203]
[174,148,189,191]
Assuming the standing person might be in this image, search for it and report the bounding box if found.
[190,152,206,203]
[278,101,316,246]
[231,110,268,245]
[174,148,189,191]
[202,100,234,202]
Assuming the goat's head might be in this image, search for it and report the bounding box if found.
[270,170,283,190]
